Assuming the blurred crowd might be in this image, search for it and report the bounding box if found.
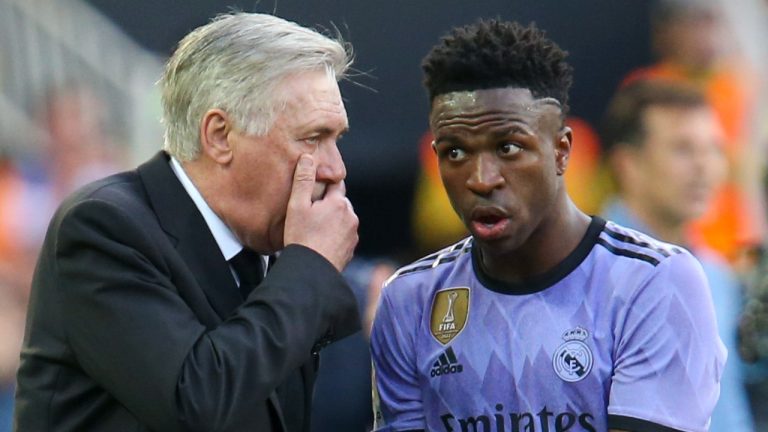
[2,0,768,431]
[0,83,127,430]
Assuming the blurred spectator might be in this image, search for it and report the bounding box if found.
[311,257,395,432]
[600,79,755,431]
[622,0,765,266]
[0,83,124,432]
[740,247,768,430]
[0,283,24,432]
[2,84,124,290]
[0,150,31,432]
[17,84,124,247]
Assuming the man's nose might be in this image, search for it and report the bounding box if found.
[466,154,504,195]
[315,142,346,183]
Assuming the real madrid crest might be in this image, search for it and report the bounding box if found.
[552,326,593,382]
[430,288,470,345]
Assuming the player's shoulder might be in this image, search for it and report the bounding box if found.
[597,220,709,307]
[391,237,472,279]
[597,220,691,268]
[382,237,473,297]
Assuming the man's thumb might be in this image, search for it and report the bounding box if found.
[290,154,316,201]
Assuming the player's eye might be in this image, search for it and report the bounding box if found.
[498,142,522,157]
[447,148,467,161]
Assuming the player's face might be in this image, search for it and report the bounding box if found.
[630,105,726,225]
[430,87,570,255]
[224,69,348,253]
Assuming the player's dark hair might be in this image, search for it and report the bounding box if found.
[600,79,708,154]
[422,19,573,115]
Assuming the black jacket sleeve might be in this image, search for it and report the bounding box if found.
[55,198,360,431]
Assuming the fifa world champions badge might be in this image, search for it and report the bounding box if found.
[430,288,470,345]
[552,326,593,382]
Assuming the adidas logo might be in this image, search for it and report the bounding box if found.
[430,346,463,377]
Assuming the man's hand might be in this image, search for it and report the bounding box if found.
[284,154,359,271]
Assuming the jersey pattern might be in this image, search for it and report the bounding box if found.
[371,217,725,432]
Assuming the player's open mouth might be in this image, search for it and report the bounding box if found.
[470,208,509,240]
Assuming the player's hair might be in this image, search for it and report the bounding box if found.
[421,19,573,115]
[159,12,352,161]
[600,79,708,153]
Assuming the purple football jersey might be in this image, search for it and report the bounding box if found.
[371,217,725,432]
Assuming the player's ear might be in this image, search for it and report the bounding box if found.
[555,126,573,176]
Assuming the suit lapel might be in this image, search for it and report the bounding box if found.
[137,151,242,318]
[137,152,289,431]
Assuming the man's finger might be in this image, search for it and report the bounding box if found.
[289,154,316,206]
[324,179,346,198]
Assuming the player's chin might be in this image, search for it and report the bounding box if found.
[470,223,528,252]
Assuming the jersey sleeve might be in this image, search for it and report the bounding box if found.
[608,251,726,432]
[370,279,426,431]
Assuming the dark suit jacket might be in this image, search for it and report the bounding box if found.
[14,152,361,431]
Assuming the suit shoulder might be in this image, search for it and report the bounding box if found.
[49,168,160,243]
[68,168,143,202]
[58,169,149,216]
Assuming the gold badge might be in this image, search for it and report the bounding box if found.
[430,288,470,345]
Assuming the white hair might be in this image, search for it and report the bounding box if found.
[159,13,352,161]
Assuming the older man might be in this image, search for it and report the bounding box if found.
[14,13,360,432]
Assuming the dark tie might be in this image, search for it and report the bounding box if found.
[229,248,264,298]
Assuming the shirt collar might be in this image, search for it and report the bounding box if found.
[169,156,242,261]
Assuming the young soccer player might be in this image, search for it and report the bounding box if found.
[370,20,724,432]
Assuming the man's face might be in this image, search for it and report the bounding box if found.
[224,69,348,252]
[629,105,726,225]
[430,87,569,255]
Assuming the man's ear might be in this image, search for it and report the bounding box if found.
[555,126,573,176]
[200,108,233,165]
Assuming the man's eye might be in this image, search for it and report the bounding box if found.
[304,136,321,146]
[499,142,522,156]
[447,148,466,161]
